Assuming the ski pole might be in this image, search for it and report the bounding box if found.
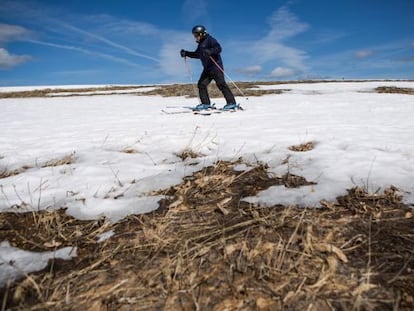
[184,57,201,104]
[209,56,247,99]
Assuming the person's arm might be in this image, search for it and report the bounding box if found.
[180,49,199,59]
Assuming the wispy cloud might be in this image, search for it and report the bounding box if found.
[0,48,31,69]
[265,6,309,41]
[235,65,263,76]
[60,22,160,63]
[270,67,296,78]
[309,39,414,78]
[0,24,32,69]
[27,39,143,68]
[307,30,348,46]
[354,49,374,59]
[231,5,309,79]
[2,0,192,82]
[253,42,308,70]
[103,19,160,37]
[158,32,195,81]
[1,1,162,70]
[398,55,414,63]
[0,23,31,42]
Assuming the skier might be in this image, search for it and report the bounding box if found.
[180,25,238,111]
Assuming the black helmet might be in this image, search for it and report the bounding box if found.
[192,25,206,35]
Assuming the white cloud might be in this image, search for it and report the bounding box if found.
[0,23,31,43]
[236,65,262,75]
[158,33,195,80]
[104,19,160,37]
[28,40,143,68]
[0,24,32,70]
[270,67,296,78]
[266,6,309,41]
[237,6,309,76]
[61,23,160,63]
[159,43,187,77]
[354,49,374,59]
[0,48,31,69]
[253,41,308,70]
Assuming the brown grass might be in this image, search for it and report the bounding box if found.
[121,148,139,154]
[288,141,316,152]
[140,82,286,98]
[0,86,151,99]
[1,160,413,310]
[1,153,76,180]
[175,148,203,160]
[0,83,287,99]
[41,153,76,168]
[0,167,30,179]
[2,81,414,99]
[375,86,414,95]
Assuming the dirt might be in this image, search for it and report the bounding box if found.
[3,81,413,99]
[1,158,413,311]
[375,86,414,95]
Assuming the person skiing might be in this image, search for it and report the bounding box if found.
[180,25,238,111]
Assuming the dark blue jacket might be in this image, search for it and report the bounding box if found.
[186,34,223,73]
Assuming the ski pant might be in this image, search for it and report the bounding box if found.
[197,70,235,105]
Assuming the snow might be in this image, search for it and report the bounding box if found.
[97,230,115,243]
[1,81,414,285]
[0,241,77,287]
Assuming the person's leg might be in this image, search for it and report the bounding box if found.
[212,71,235,104]
[197,71,212,105]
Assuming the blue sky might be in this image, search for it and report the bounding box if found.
[1,0,413,86]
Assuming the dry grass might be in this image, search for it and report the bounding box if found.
[0,166,31,179]
[121,148,139,154]
[2,80,413,310]
[0,153,76,180]
[288,141,316,152]
[138,82,286,98]
[375,86,414,95]
[0,83,286,99]
[175,148,203,160]
[1,159,413,310]
[0,86,146,99]
[41,153,76,168]
[2,81,414,99]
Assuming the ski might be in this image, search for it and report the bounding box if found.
[161,105,195,114]
[161,104,217,115]
[161,109,193,114]
[193,109,222,115]
[161,105,244,115]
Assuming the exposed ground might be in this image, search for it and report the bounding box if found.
[0,82,286,99]
[1,155,413,310]
[1,80,413,99]
[375,86,414,95]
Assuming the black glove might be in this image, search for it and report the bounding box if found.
[180,49,187,58]
[203,49,213,57]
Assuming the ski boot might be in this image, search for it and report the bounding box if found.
[193,103,213,111]
[222,103,240,111]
